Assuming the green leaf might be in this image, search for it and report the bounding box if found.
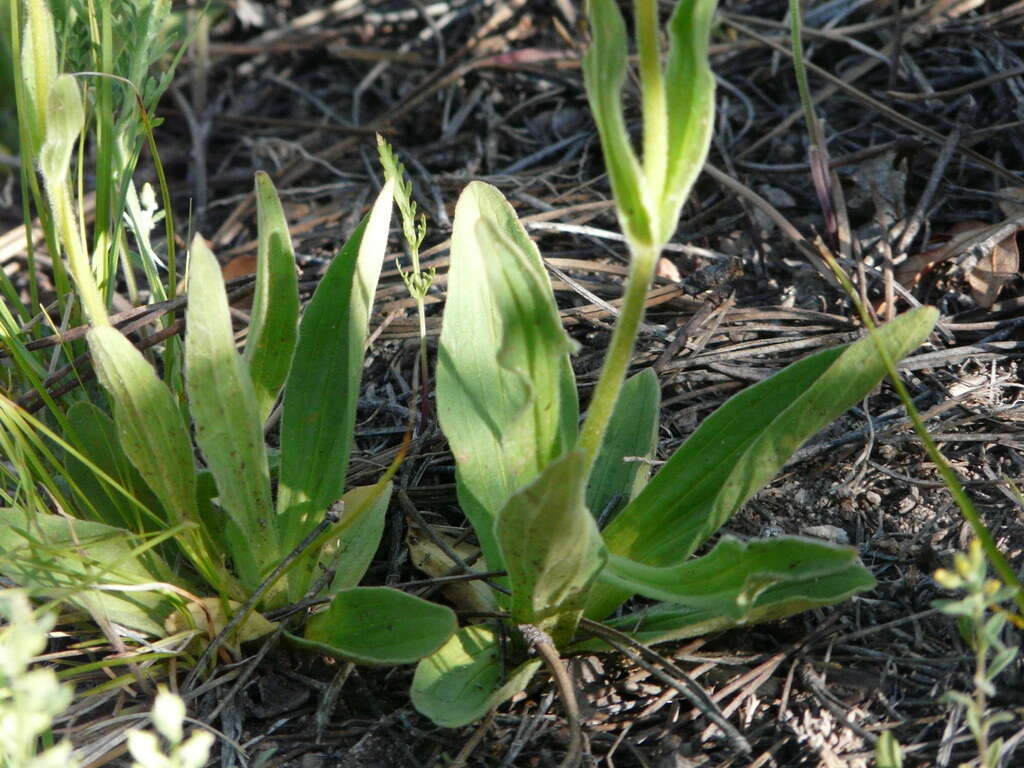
[64,402,166,532]
[323,481,393,593]
[658,0,718,245]
[291,586,456,665]
[39,74,83,184]
[582,0,652,245]
[437,181,578,574]
[246,172,300,423]
[602,536,871,621]
[276,181,394,598]
[586,368,659,522]
[86,326,200,546]
[186,235,274,591]
[875,731,903,768]
[571,565,874,650]
[0,507,175,636]
[497,451,606,643]
[411,625,543,727]
[590,306,937,617]
[20,0,59,156]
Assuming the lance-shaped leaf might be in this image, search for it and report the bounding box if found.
[571,564,874,650]
[657,0,718,245]
[589,306,937,618]
[276,182,393,596]
[0,508,175,636]
[321,481,393,593]
[186,235,274,591]
[602,536,872,621]
[411,625,544,727]
[497,451,606,644]
[586,368,660,522]
[86,326,211,572]
[246,172,300,423]
[437,182,578,575]
[291,587,456,665]
[583,0,652,245]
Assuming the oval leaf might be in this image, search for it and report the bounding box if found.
[411,625,543,728]
[294,586,456,665]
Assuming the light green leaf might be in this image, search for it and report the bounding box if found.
[291,586,456,665]
[186,235,274,591]
[246,172,300,423]
[39,74,83,184]
[582,0,652,245]
[324,481,393,593]
[589,306,937,617]
[658,0,718,245]
[586,368,659,521]
[497,451,606,643]
[20,0,58,156]
[438,181,578,574]
[86,326,199,543]
[0,507,175,636]
[571,565,874,650]
[276,181,394,592]
[411,625,543,727]
[602,536,871,620]
[875,731,903,768]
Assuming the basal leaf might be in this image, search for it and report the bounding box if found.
[276,182,394,589]
[246,172,300,423]
[586,368,659,522]
[571,564,874,651]
[583,0,652,245]
[321,481,393,594]
[292,586,456,665]
[590,306,936,618]
[411,625,543,727]
[86,325,224,588]
[659,0,718,245]
[0,507,175,636]
[497,451,605,643]
[64,401,166,533]
[186,235,274,592]
[438,181,578,574]
[602,536,871,620]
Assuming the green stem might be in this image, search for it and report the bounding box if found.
[636,0,667,197]
[579,240,658,472]
[50,182,109,327]
[788,0,820,146]
[824,255,1024,612]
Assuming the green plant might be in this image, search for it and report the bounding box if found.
[1,0,455,670]
[933,540,1021,768]
[408,0,938,728]
[0,589,78,768]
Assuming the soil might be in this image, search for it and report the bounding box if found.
[5,0,1024,765]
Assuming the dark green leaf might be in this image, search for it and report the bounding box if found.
[293,586,456,665]
[246,172,300,423]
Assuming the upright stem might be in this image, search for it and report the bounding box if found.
[636,0,667,197]
[578,240,658,472]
